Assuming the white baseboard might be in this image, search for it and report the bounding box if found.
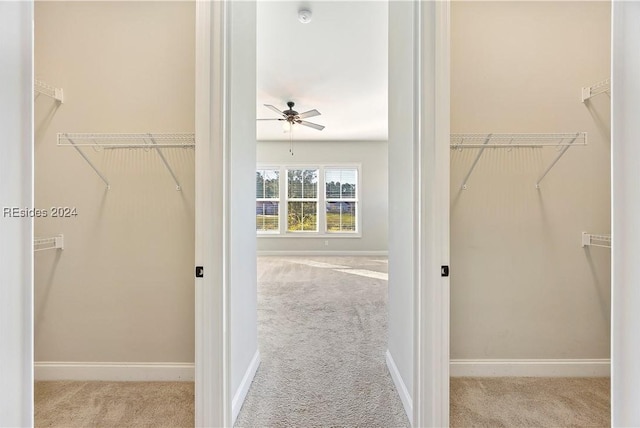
[258,250,388,256]
[385,350,413,427]
[34,361,194,381]
[450,359,611,377]
[232,350,261,426]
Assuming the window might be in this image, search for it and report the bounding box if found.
[256,164,360,236]
[325,168,357,232]
[287,169,318,232]
[256,169,279,232]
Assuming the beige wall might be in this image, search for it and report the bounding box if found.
[450,1,611,359]
[34,2,195,363]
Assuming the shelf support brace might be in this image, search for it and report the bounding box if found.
[148,135,183,191]
[535,135,580,189]
[581,78,610,103]
[461,134,492,190]
[34,234,65,252]
[67,137,110,189]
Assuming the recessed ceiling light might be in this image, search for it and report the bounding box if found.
[298,9,312,24]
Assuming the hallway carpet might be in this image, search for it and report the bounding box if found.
[235,256,409,427]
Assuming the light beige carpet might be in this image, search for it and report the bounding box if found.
[35,381,193,427]
[450,376,610,427]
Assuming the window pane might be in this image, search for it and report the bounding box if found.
[257,169,279,199]
[326,202,356,232]
[325,168,357,199]
[263,170,279,198]
[287,170,303,198]
[303,170,318,198]
[256,171,265,199]
[288,201,317,231]
[256,201,279,231]
[341,169,357,198]
[288,169,318,199]
[325,169,341,199]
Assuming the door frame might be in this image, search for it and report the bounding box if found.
[194,1,451,426]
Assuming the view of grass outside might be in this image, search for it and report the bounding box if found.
[326,202,356,232]
[287,202,318,231]
[256,202,279,231]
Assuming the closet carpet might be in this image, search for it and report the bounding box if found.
[34,381,193,427]
[450,377,610,427]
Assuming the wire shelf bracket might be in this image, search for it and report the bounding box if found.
[581,79,610,103]
[450,132,588,190]
[34,234,64,252]
[34,79,64,103]
[57,133,195,190]
[582,232,611,249]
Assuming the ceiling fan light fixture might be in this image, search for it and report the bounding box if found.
[298,9,312,24]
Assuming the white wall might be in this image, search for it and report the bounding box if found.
[450,2,610,361]
[612,2,640,425]
[256,140,388,254]
[387,0,415,409]
[0,2,34,426]
[229,0,259,415]
[33,2,195,367]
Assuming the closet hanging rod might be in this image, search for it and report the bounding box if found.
[34,79,64,103]
[57,133,194,190]
[581,78,610,102]
[34,234,64,252]
[581,232,611,249]
[450,132,587,149]
[57,133,195,148]
[451,132,587,190]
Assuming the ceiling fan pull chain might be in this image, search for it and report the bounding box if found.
[290,129,294,156]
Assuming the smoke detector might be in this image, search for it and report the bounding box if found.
[298,9,312,24]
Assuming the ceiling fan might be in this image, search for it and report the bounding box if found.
[257,101,325,131]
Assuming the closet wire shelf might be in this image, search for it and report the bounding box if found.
[450,132,588,190]
[582,232,611,249]
[34,234,64,252]
[57,133,195,191]
[581,79,610,103]
[34,79,64,103]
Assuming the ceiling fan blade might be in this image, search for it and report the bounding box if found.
[264,104,286,117]
[257,118,284,121]
[297,109,321,119]
[297,120,325,131]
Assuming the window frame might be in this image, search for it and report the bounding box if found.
[285,167,320,233]
[256,163,362,238]
[324,167,359,234]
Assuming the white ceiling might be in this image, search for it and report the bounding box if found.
[256,1,388,141]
